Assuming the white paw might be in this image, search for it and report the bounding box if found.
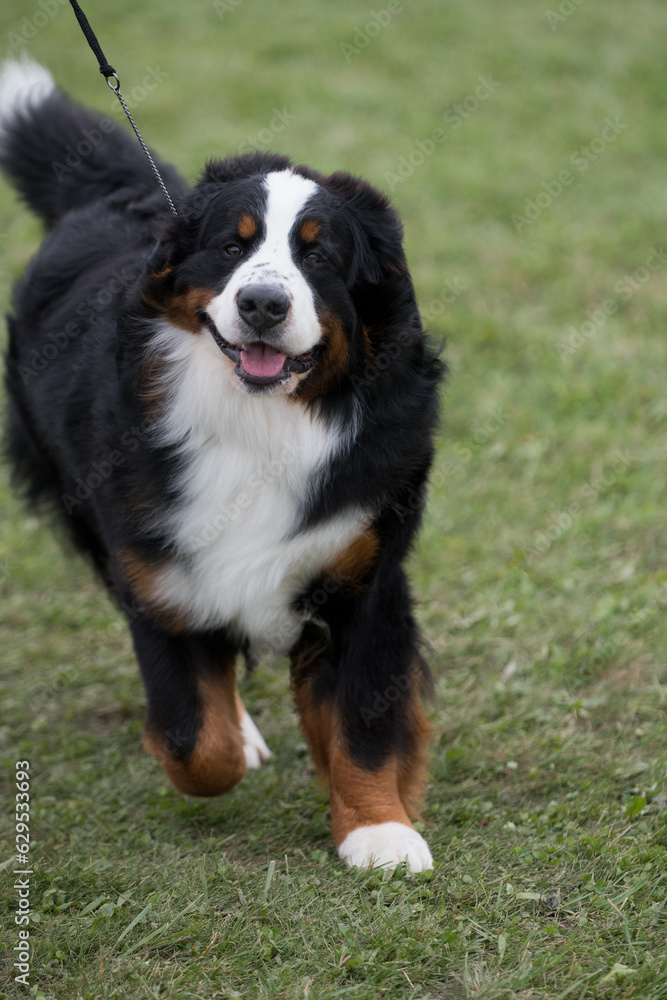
[239,710,272,769]
[338,822,433,872]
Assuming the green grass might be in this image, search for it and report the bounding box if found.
[1,0,667,997]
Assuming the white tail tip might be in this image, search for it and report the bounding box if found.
[0,56,55,136]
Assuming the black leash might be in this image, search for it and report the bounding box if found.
[67,0,178,217]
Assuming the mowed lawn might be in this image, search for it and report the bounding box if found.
[1,0,666,997]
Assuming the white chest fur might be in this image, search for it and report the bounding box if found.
[148,325,366,653]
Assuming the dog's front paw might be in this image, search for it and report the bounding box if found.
[239,710,272,769]
[338,821,433,872]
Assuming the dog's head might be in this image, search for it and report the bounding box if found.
[142,152,421,399]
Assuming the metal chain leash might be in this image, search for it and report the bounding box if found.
[67,0,178,217]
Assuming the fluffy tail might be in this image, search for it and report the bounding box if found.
[0,55,183,227]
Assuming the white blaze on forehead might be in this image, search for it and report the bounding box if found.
[261,169,319,258]
[206,170,323,357]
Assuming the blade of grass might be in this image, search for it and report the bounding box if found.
[120,897,201,958]
[114,901,153,946]
[79,894,109,916]
[262,859,276,902]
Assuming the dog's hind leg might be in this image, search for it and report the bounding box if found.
[128,614,248,797]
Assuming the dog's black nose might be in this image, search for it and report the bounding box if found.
[237,284,290,332]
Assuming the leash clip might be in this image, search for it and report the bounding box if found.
[105,72,121,95]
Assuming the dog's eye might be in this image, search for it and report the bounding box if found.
[225,244,243,257]
[304,251,324,264]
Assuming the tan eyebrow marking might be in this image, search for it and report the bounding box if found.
[300,218,321,243]
[237,214,257,239]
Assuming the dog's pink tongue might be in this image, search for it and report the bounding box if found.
[240,343,286,378]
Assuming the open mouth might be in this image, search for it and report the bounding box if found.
[201,312,321,386]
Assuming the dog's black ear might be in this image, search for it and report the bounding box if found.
[323,172,408,285]
[142,214,185,281]
[145,238,171,274]
[323,171,419,333]
[147,194,207,272]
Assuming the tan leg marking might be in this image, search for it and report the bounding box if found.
[329,753,412,846]
[143,669,246,797]
[291,645,430,848]
[326,528,380,596]
[117,548,188,634]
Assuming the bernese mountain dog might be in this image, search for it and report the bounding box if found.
[0,59,443,870]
